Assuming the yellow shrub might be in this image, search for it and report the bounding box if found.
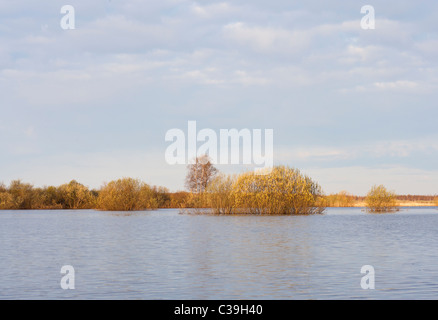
[365,185,399,213]
[325,191,355,207]
[231,166,325,215]
[98,178,158,211]
[206,174,236,214]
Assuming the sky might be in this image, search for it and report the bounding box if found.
[0,0,437,195]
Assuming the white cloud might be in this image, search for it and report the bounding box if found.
[341,80,435,94]
[232,70,270,86]
[1,0,438,195]
[191,2,237,18]
[416,39,438,56]
[223,22,311,54]
[373,80,419,90]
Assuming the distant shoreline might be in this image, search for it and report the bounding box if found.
[331,201,437,208]
[1,178,436,211]
[0,203,436,211]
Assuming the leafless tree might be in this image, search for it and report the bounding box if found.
[185,154,218,193]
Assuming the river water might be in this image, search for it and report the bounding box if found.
[0,207,437,299]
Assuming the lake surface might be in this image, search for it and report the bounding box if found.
[0,207,438,300]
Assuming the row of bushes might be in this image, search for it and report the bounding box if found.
[325,192,438,208]
[1,173,434,213]
[324,185,400,212]
[0,166,325,214]
[189,180,415,214]
[325,186,437,212]
[0,180,94,210]
[0,179,171,211]
[324,191,357,207]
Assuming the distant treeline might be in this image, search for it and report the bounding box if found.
[324,191,360,207]
[0,179,187,210]
[0,166,325,214]
[395,195,436,201]
[324,192,437,207]
[0,177,437,212]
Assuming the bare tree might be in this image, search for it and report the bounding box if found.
[185,154,218,193]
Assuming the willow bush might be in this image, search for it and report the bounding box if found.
[32,186,63,209]
[206,174,235,214]
[202,166,325,215]
[5,180,35,209]
[325,191,356,207]
[231,166,325,215]
[57,180,95,209]
[0,180,97,209]
[98,178,158,211]
[0,183,13,209]
[365,185,399,213]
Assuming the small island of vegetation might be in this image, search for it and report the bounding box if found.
[364,185,399,213]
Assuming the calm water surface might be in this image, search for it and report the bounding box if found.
[1,207,438,299]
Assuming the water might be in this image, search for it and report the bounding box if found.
[0,207,437,299]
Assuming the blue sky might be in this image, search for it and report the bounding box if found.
[0,0,437,195]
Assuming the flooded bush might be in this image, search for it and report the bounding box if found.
[325,191,356,207]
[365,185,399,213]
[206,174,235,214]
[7,180,35,209]
[98,178,158,211]
[231,166,325,215]
[0,182,13,209]
[0,180,98,210]
[57,180,96,209]
[182,166,325,215]
[32,186,63,209]
[151,186,171,208]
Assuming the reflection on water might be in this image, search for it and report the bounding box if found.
[0,207,437,299]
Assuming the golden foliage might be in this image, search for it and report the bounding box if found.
[0,191,13,209]
[365,185,399,213]
[7,180,35,209]
[231,166,325,215]
[206,174,235,214]
[97,178,158,211]
[57,180,95,209]
[325,191,355,207]
[182,166,326,215]
[0,180,97,209]
[0,178,169,211]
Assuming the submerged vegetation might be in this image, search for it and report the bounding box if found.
[0,180,96,210]
[0,159,435,213]
[0,167,325,214]
[230,166,325,215]
[0,179,168,211]
[325,191,357,207]
[206,174,235,215]
[183,164,326,215]
[98,178,159,211]
[365,185,399,213]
